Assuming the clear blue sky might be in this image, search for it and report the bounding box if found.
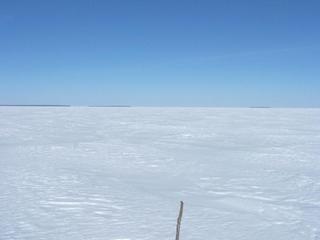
[1,0,319,107]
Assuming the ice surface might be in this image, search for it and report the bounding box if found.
[0,107,320,240]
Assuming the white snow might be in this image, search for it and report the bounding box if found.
[0,107,320,240]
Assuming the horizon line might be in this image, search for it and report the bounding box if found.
[0,104,319,109]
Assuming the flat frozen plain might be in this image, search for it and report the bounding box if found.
[1,107,320,240]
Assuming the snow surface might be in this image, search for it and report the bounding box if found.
[1,107,320,240]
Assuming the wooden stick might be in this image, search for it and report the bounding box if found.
[175,201,184,240]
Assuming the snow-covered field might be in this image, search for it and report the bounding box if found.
[1,107,320,240]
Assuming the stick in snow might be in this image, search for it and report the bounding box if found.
[175,201,184,240]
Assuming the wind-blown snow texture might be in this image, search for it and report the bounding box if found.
[1,107,320,240]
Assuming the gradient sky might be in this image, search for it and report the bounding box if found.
[0,0,319,107]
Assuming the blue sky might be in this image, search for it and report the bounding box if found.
[0,0,319,107]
